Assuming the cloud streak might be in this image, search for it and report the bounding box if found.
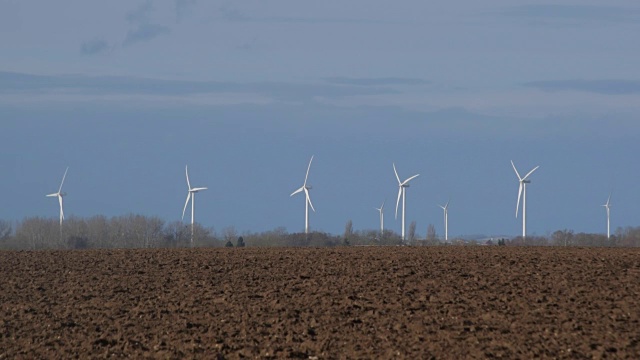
[123,23,171,46]
[126,0,154,24]
[501,5,640,24]
[80,39,110,55]
[325,77,429,87]
[216,5,388,24]
[0,71,397,102]
[123,1,171,46]
[523,79,640,95]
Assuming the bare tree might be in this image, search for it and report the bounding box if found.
[344,220,353,244]
[86,215,110,248]
[408,221,417,244]
[426,223,437,245]
[223,226,237,246]
[552,229,574,247]
[15,217,58,250]
[0,220,12,241]
[164,221,190,247]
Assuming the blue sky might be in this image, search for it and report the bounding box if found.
[1,1,639,237]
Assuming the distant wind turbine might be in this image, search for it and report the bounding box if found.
[46,166,69,226]
[393,163,419,242]
[602,193,612,239]
[290,156,315,234]
[182,165,207,246]
[438,199,450,242]
[375,200,385,235]
[511,160,539,238]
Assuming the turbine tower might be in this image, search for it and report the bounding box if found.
[393,163,419,242]
[602,193,612,239]
[46,166,69,226]
[182,165,207,246]
[375,200,385,235]
[438,199,450,243]
[290,156,315,234]
[511,160,539,238]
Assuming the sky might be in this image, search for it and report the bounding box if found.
[1,1,639,238]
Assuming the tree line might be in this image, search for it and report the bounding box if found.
[0,216,639,250]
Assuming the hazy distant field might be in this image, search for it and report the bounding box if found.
[1,247,639,358]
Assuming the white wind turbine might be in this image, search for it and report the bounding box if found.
[602,193,612,239]
[182,165,207,245]
[393,163,419,242]
[46,166,69,226]
[375,200,385,235]
[290,156,315,234]
[438,199,450,243]
[511,160,539,238]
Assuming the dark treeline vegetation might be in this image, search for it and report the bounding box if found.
[0,216,640,250]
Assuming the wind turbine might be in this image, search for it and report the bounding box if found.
[375,200,385,235]
[511,160,539,238]
[46,166,69,226]
[393,163,419,242]
[438,199,450,243]
[290,156,315,234]
[602,193,612,239]
[182,165,207,246]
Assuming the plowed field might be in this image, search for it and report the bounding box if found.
[1,247,639,359]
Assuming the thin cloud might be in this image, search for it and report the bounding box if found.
[122,1,171,46]
[80,39,110,56]
[217,5,389,24]
[175,0,196,23]
[0,71,397,101]
[523,80,640,95]
[126,0,154,24]
[123,23,170,46]
[325,77,430,87]
[501,5,640,24]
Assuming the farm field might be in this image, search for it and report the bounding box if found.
[1,246,639,359]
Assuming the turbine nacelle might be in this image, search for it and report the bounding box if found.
[511,160,539,218]
[392,163,419,240]
[182,165,207,223]
[291,156,316,233]
[46,166,69,226]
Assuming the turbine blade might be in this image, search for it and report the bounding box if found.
[303,155,314,186]
[511,160,522,181]
[305,188,315,212]
[523,165,540,180]
[381,199,385,210]
[290,186,304,197]
[393,163,401,185]
[606,193,611,206]
[395,187,402,219]
[182,193,191,220]
[445,199,450,209]
[58,167,69,193]
[46,193,57,197]
[402,174,420,185]
[192,187,208,192]
[516,182,523,218]
[185,165,191,190]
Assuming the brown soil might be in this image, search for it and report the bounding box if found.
[1,246,639,359]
